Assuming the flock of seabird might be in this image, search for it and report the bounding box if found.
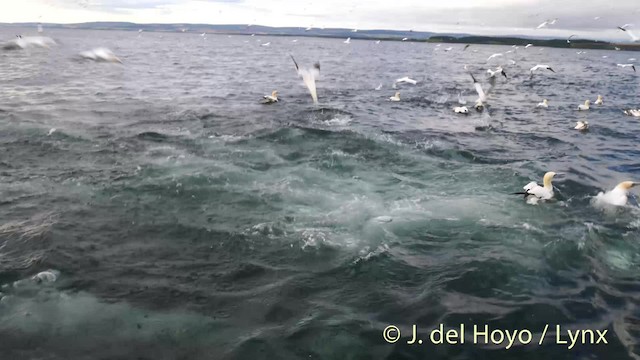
[2,22,639,208]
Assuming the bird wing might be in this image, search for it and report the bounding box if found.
[523,182,538,191]
[290,55,299,72]
[469,73,487,102]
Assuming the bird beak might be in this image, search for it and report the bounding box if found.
[554,172,566,179]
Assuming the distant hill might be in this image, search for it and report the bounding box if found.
[2,22,639,51]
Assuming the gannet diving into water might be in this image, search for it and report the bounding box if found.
[578,100,590,111]
[2,36,56,50]
[595,95,603,105]
[78,48,122,63]
[575,121,589,131]
[537,99,549,108]
[513,172,558,205]
[261,90,278,104]
[529,64,555,79]
[389,92,400,102]
[617,63,636,72]
[593,181,638,207]
[290,55,320,105]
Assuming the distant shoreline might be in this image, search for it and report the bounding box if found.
[2,22,639,51]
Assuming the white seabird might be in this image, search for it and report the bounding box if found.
[344,37,351,44]
[578,100,590,111]
[261,42,271,46]
[574,121,589,130]
[78,48,122,63]
[623,109,640,117]
[375,83,383,91]
[567,34,577,43]
[454,106,469,114]
[402,38,409,41]
[393,76,418,87]
[47,128,57,136]
[2,35,56,50]
[618,26,640,42]
[444,47,453,52]
[487,66,507,79]
[530,64,555,79]
[389,92,401,102]
[514,172,558,205]
[290,55,321,105]
[32,270,59,283]
[261,90,278,104]
[595,95,603,105]
[617,63,636,72]
[525,43,533,48]
[537,99,549,108]
[487,53,504,61]
[594,181,638,207]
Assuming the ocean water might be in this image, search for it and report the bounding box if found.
[1,27,640,360]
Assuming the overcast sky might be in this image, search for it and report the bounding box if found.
[2,0,639,41]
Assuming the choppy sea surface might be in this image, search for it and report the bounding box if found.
[1,27,640,360]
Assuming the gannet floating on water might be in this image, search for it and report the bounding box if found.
[537,99,549,108]
[261,90,278,104]
[617,63,636,72]
[78,48,122,63]
[32,270,59,283]
[578,100,590,111]
[529,64,555,79]
[575,121,589,131]
[454,106,469,114]
[2,36,56,50]
[389,92,400,102]
[290,55,320,104]
[594,181,638,207]
[623,109,640,117]
[513,172,558,205]
[595,95,603,105]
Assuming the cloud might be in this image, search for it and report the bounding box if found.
[2,0,639,41]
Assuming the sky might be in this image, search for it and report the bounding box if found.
[1,0,639,41]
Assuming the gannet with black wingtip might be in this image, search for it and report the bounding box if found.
[290,55,321,105]
[575,121,589,130]
[78,47,122,63]
[487,66,507,79]
[594,181,638,207]
[389,92,400,102]
[530,64,555,79]
[617,63,636,72]
[618,25,640,42]
[623,109,640,117]
[567,34,576,43]
[537,99,549,108]
[578,100,590,111]
[261,90,278,104]
[454,106,469,114]
[514,172,558,205]
[595,95,603,105]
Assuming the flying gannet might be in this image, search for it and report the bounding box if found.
[487,53,504,61]
[290,55,321,105]
[487,66,507,79]
[344,37,351,44]
[537,99,549,108]
[595,95,603,105]
[513,172,558,205]
[78,48,122,63]
[402,38,409,41]
[389,92,401,102]
[574,121,589,131]
[578,100,590,111]
[525,44,533,48]
[536,18,557,29]
[261,42,271,46]
[593,181,638,207]
[393,76,418,88]
[530,64,555,79]
[463,44,471,51]
[261,90,278,104]
[617,63,636,72]
[618,25,640,42]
